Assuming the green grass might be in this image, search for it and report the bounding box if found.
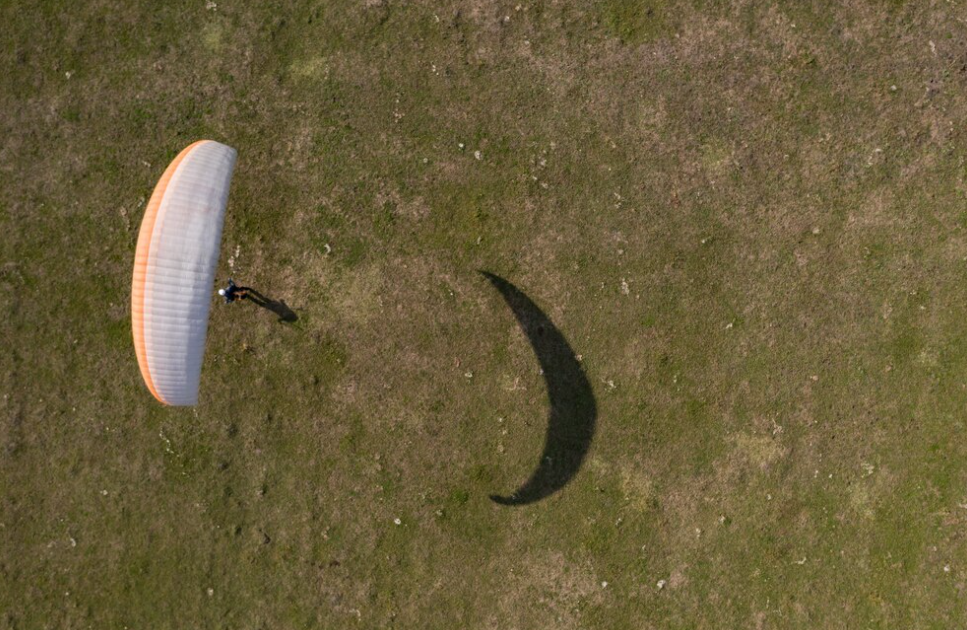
[600,0,671,44]
[4,0,967,628]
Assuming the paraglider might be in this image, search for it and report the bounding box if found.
[131,140,237,406]
[218,278,251,303]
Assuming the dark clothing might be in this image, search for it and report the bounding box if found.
[222,280,250,303]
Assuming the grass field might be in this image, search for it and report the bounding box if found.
[4,0,967,627]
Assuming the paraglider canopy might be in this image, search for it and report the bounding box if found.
[131,140,237,406]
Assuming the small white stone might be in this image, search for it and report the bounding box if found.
[657,579,666,590]
[474,150,482,160]
[944,565,951,573]
[458,143,465,149]
[601,581,608,588]
[207,587,214,596]
[393,518,402,526]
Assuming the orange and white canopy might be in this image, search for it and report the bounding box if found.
[131,140,237,406]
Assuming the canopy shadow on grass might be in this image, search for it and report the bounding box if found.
[481,271,597,506]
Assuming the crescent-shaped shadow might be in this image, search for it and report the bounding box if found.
[481,272,597,506]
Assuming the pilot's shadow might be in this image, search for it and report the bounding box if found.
[245,288,298,323]
[481,272,597,506]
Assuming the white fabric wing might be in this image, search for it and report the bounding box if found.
[132,141,237,405]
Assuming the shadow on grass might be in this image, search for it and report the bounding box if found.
[481,271,597,506]
[245,288,298,323]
